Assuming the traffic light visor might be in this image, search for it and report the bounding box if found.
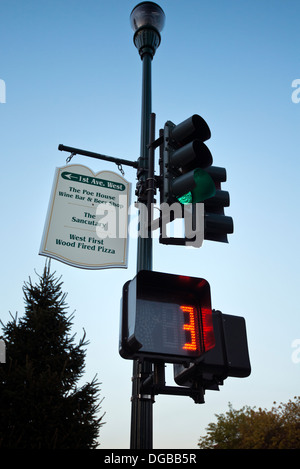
[171,114,211,145]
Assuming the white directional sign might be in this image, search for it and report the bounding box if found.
[39,164,130,269]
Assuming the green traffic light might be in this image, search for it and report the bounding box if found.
[177,169,216,204]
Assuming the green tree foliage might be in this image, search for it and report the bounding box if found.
[0,262,105,449]
[198,397,300,449]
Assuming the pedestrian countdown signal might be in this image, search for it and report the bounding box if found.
[119,270,215,364]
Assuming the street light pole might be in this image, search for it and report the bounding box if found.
[130,2,165,449]
[137,50,153,272]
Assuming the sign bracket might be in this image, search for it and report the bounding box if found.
[58,144,139,169]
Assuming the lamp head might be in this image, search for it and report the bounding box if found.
[130,2,165,33]
[130,2,165,58]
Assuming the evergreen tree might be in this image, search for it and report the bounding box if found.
[0,261,104,449]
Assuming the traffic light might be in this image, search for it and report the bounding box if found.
[160,114,216,206]
[158,114,233,245]
[119,270,215,364]
[174,310,251,391]
[203,166,234,243]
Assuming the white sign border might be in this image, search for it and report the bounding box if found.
[39,164,131,270]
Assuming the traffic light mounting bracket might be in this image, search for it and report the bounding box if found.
[140,361,207,404]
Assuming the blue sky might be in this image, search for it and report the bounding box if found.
[1,0,299,449]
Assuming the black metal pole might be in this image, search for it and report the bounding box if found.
[129,2,165,449]
[130,50,154,451]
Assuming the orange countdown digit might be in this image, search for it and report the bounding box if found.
[181,305,199,351]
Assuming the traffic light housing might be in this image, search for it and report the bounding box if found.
[173,310,251,390]
[203,166,234,243]
[159,114,234,245]
[160,114,216,206]
[119,270,215,364]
